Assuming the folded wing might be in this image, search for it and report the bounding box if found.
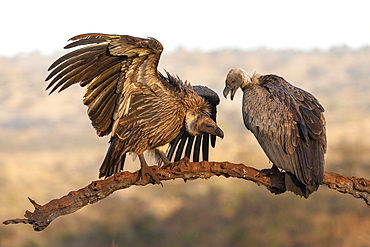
[248,75,326,186]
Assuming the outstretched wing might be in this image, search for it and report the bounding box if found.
[245,75,326,186]
[45,33,166,137]
[165,85,220,163]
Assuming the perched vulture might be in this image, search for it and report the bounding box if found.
[45,33,224,185]
[223,68,326,198]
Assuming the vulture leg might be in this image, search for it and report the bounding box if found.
[257,164,281,177]
[138,154,163,186]
[155,149,171,168]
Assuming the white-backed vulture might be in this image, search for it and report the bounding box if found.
[223,68,326,198]
[45,33,224,185]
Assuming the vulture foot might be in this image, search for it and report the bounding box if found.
[161,162,171,169]
[161,162,178,170]
[138,155,163,186]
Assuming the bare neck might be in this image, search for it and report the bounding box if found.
[240,69,250,90]
[242,72,261,91]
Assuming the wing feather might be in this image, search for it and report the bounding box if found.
[185,135,195,158]
[175,138,188,161]
[166,126,186,163]
[48,58,97,94]
[202,134,209,161]
[64,37,108,49]
[164,85,220,163]
[45,33,165,137]
[45,50,100,82]
[83,65,121,105]
[192,136,202,162]
[48,43,107,71]
[87,83,116,121]
[244,75,326,186]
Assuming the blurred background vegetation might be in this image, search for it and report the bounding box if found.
[0,47,369,246]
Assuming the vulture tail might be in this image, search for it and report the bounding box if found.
[99,136,126,178]
[285,172,319,198]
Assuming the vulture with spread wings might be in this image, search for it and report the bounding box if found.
[45,33,224,185]
[224,69,326,198]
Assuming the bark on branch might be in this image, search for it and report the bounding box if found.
[3,158,369,231]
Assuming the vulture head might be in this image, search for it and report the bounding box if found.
[223,68,250,100]
[186,113,224,139]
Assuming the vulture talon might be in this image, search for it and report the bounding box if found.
[138,155,163,186]
[161,162,172,169]
[139,165,163,187]
[162,162,179,170]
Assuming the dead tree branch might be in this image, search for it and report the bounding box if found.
[3,158,369,231]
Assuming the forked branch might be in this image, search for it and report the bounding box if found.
[3,158,369,231]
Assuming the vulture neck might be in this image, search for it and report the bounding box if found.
[185,112,201,136]
[239,69,251,90]
[241,72,260,91]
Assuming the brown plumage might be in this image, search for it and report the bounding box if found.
[45,33,224,184]
[165,85,220,164]
[224,68,326,198]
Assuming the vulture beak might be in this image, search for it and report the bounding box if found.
[203,123,224,139]
[193,115,224,139]
[223,85,237,101]
[230,88,236,101]
[213,126,224,139]
[223,86,231,99]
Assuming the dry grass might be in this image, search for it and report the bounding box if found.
[0,48,369,246]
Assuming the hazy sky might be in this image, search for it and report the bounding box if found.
[1,0,369,56]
